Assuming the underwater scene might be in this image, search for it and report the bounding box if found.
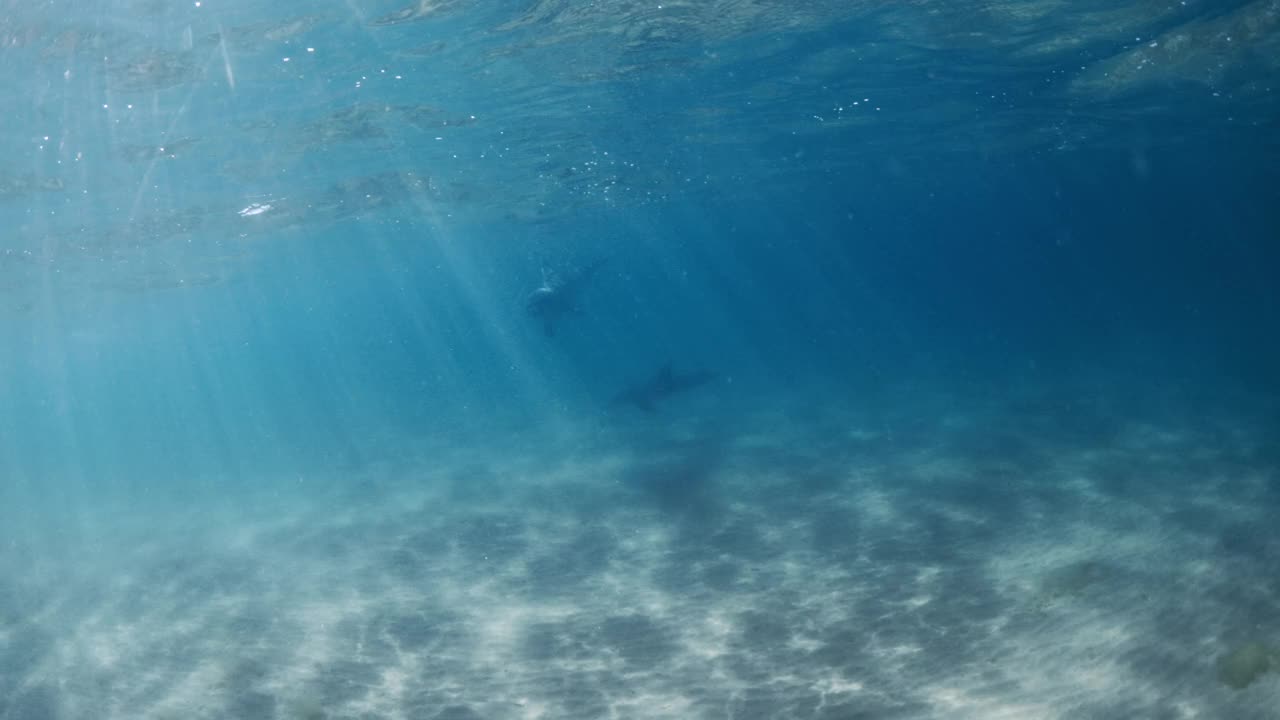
[1,0,1279,718]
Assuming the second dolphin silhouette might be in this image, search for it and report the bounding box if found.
[525,258,607,338]
[611,363,718,412]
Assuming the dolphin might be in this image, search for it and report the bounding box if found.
[525,258,606,337]
[611,363,718,413]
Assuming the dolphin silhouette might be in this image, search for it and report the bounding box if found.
[525,258,607,337]
[611,363,718,412]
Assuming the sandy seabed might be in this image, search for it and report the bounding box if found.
[2,380,1278,720]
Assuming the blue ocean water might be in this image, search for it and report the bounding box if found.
[1,1,1278,718]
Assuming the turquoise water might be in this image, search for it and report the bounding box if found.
[1,1,1278,718]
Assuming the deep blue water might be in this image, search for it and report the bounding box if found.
[1,1,1278,719]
